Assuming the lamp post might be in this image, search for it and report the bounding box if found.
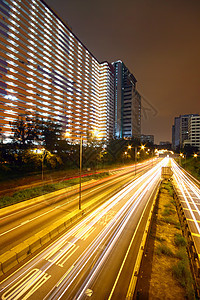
[65,130,99,210]
[127,145,137,175]
[135,147,137,175]
[65,130,82,210]
[180,153,184,165]
[79,135,82,210]
[41,148,46,181]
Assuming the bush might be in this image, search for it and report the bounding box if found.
[162,207,175,216]
[175,247,187,260]
[161,216,179,226]
[0,172,110,208]
[162,182,174,197]
[156,244,174,257]
[174,233,187,247]
[172,260,195,299]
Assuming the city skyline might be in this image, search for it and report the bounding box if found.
[45,0,200,144]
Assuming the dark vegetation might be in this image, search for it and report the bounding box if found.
[180,156,200,181]
[0,117,154,181]
[0,172,109,209]
[155,181,195,299]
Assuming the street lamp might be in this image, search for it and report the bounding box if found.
[79,135,82,210]
[134,147,138,175]
[65,130,82,210]
[38,148,46,181]
[127,145,137,175]
[65,129,99,210]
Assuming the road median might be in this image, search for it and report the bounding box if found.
[0,186,112,276]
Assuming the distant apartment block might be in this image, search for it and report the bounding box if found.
[112,60,141,139]
[172,114,199,150]
[140,134,154,145]
[184,115,200,150]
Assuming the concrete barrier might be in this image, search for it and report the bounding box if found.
[126,181,161,299]
[0,187,113,276]
[0,262,3,277]
[0,180,96,217]
[172,181,200,298]
[15,243,30,263]
[1,251,18,274]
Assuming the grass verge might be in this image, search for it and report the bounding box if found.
[150,180,195,299]
[0,172,109,209]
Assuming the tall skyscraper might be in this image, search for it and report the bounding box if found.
[112,60,141,139]
[0,0,114,143]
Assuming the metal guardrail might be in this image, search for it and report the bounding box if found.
[172,183,200,298]
[126,181,161,299]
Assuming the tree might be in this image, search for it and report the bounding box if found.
[38,119,62,152]
[183,144,198,157]
[9,117,39,149]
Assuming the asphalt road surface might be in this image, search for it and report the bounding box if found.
[0,158,168,299]
[172,159,200,257]
[0,159,158,255]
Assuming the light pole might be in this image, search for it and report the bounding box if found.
[79,135,82,210]
[41,148,46,181]
[65,130,99,211]
[135,147,137,175]
[127,145,137,175]
[65,131,83,210]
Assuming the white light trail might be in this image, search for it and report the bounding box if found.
[0,158,168,300]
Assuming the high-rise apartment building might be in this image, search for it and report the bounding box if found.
[187,115,200,150]
[172,114,199,150]
[0,0,114,143]
[113,60,141,139]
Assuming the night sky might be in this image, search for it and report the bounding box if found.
[45,0,200,144]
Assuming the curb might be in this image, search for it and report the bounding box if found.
[0,188,111,276]
[0,180,96,217]
[126,180,161,299]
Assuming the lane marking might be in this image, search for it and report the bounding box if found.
[186,218,200,223]
[56,265,74,287]
[45,241,79,268]
[108,181,160,299]
[0,169,141,238]
[2,268,51,300]
[192,233,200,238]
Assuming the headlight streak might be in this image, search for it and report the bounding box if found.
[173,164,200,200]
[1,160,164,292]
[47,178,158,300]
[0,158,154,225]
[74,180,160,300]
[45,160,167,300]
[172,160,200,235]
[0,159,167,300]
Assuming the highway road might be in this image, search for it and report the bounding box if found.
[0,159,158,255]
[172,159,200,256]
[0,158,168,299]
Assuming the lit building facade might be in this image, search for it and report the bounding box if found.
[187,115,200,150]
[172,114,199,150]
[140,134,154,145]
[113,60,141,139]
[0,0,114,143]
